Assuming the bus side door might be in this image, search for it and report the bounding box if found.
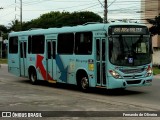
[20,40,27,77]
[96,38,107,87]
[46,40,57,81]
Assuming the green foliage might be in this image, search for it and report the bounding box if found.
[8,19,22,32]
[0,25,8,33]
[153,66,160,75]
[0,25,8,39]
[0,11,103,36]
[147,14,160,35]
[22,11,103,30]
[0,59,7,64]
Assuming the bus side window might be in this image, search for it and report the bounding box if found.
[57,33,74,54]
[9,37,18,53]
[47,42,51,59]
[28,36,31,54]
[52,42,56,59]
[96,40,100,61]
[28,35,45,54]
[75,32,92,55]
[20,42,26,58]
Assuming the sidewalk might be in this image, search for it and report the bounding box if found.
[0,64,8,68]
[0,63,8,66]
[154,74,160,79]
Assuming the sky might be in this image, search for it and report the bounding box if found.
[0,0,141,26]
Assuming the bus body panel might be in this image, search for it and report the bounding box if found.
[8,53,20,76]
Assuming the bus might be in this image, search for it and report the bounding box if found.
[8,22,153,91]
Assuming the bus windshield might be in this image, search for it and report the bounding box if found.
[109,35,152,66]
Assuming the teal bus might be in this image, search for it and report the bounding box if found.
[8,22,153,91]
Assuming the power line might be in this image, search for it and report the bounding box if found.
[108,0,117,8]
[23,2,97,11]
[0,0,159,26]
[97,0,104,7]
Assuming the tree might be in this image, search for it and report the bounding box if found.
[22,11,103,30]
[0,25,8,33]
[70,11,103,25]
[8,19,21,32]
[147,14,160,35]
[0,25,8,39]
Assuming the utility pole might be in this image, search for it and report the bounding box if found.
[15,0,22,30]
[20,0,22,30]
[104,0,108,23]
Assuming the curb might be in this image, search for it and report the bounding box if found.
[0,64,8,67]
[153,74,160,79]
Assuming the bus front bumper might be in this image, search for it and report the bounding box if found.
[107,76,153,89]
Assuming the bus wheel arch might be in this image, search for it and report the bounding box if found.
[76,69,89,92]
[28,66,37,85]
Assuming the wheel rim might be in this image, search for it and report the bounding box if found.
[31,73,36,83]
[81,77,89,90]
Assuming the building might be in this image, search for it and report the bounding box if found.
[141,0,160,49]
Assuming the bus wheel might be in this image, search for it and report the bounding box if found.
[80,76,89,92]
[29,69,37,85]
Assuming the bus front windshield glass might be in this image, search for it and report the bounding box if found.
[109,36,152,66]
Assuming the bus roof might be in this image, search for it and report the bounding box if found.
[9,22,147,37]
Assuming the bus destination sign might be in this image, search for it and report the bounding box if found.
[109,25,149,35]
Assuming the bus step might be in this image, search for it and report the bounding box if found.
[96,86,106,89]
[48,80,57,84]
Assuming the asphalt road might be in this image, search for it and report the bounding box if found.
[0,64,160,120]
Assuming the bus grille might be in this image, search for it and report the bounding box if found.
[123,75,143,79]
[120,68,145,74]
[126,80,141,84]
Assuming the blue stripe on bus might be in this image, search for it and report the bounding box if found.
[56,54,68,82]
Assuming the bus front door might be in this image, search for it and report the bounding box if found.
[46,40,56,82]
[96,38,106,87]
[20,40,27,76]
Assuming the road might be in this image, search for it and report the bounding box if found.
[0,64,160,120]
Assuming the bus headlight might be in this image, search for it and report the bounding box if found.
[109,70,122,79]
[145,65,153,77]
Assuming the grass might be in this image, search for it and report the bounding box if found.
[153,50,160,75]
[0,59,7,64]
[153,66,160,75]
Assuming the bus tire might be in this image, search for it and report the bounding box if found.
[29,68,37,85]
[76,70,89,92]
[81,77,89,91]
